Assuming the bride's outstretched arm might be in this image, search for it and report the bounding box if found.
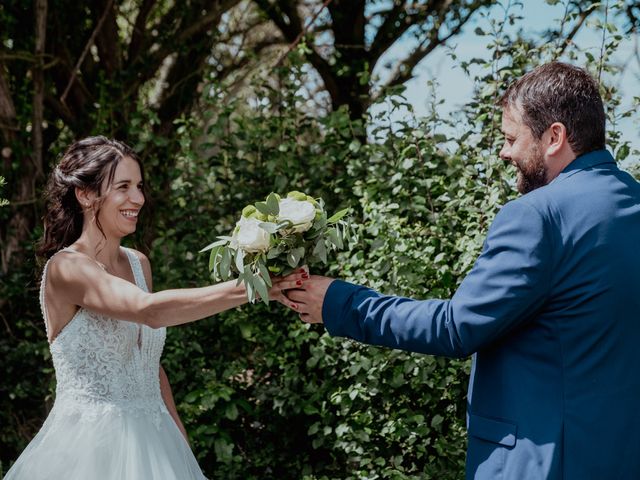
[48,250,304,329]
[159,365,189,444]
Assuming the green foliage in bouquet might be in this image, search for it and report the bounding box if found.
[201,191,351,304]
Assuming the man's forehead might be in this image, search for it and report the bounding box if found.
[501,106,524,131]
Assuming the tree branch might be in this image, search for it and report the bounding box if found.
[274,0,333,67]
[177,0,242,43]
[61,0,114,104]
[128,0,157,63]
[383,3,481,91]
[93,0,122,76]
[370,1,414,63]
[124,0,242,103]
[554,4,598,58]
[0,62,18,145]
[254,0,304,42]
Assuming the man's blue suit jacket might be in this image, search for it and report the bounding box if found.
[323,150,640,479]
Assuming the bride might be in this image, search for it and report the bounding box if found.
[3,136,304,479]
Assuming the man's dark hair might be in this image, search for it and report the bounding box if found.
[499,61,606,156]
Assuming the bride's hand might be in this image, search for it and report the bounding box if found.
[268,267,309,306]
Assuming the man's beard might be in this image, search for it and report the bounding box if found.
[515,143,547,194]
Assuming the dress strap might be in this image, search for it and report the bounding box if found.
[123,248,149,292]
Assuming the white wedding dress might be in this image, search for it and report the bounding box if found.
[4,247,207,480]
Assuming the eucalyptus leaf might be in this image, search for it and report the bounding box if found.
[313,240,327,264]
[220,248,232,281]
[306,229,323,240]
[312,215,327,231]
[287,246,305,268]
[276,220,292,230]
[209,245,222,272]
[266,192,280,215]
[253,274,270,306]
[245,276,255,303]
[327,208,350,223]
[267,246,284,259]
[234,247,245,272]
[258,222,280,234]
[200,238,228,253]
[255,201,270,216]
[328,228,343,249]
[258,262,272,287]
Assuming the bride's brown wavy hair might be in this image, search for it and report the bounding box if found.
[37,136,147,260]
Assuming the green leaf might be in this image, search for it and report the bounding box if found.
[312,240,327,264]
[209,245,222,272]
[266,247,282,260]
[312,214,327,231]
[287,247,305,268]
[253,274,270,305]
[431,414,444,427]
[328,227,343,249]
[225,403,239,420]
[234,247,245,272]
[266,192,280,215]
[278,220,293,228]
[616,143,630,161]
[245,275,255,303]
[258,222,280,234]
[327,208,350,223]
[258,262,272,287]
[220,248,232,281]
[200,238,228,253]
[254,201,271,216]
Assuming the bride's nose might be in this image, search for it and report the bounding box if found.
[130,187,145,206]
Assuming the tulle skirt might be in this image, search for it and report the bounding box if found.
[3,399,207,480]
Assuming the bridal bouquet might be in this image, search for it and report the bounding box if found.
[201,191,351,304]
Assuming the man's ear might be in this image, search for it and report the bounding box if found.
[545,122,567,156]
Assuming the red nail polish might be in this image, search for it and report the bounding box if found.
[302,273,309,279]
[296,280,302,286]
[291,304,298,310]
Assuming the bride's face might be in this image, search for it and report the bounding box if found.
[96,156,145,239]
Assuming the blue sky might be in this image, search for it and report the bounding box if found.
[370,1,639,163]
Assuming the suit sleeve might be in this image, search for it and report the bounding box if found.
[322,200,553,358]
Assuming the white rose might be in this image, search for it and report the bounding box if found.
[234,216,271,252]
[278,198,317,233]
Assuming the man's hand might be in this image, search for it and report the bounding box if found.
[269,268,309,304]
[284,275,335,323]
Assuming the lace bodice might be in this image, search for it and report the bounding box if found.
[40,247,167,425]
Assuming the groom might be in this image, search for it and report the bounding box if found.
[286,62,640,479]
